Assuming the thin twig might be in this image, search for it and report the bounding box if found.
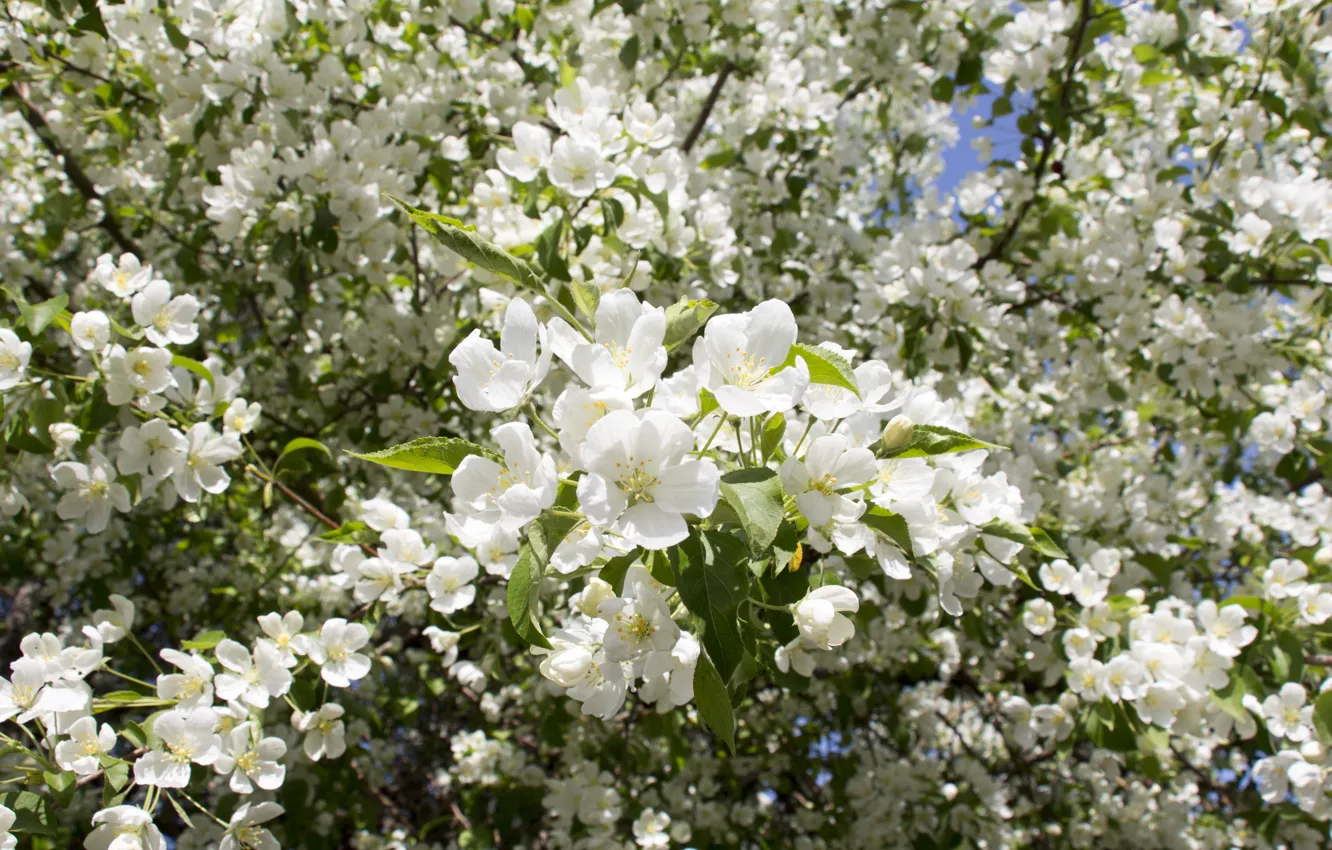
[681,62,734,154]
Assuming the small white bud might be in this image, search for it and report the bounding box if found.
[881,414,914,453]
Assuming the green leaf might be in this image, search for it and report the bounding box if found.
[769,520,801,574]
[318,521,378,546]
[1132,43,1162,63]
[43,771,76,808]
[663,298,718,351]
[862,507,915,558]
[507,546,553,650]
[571,278,601,320]
[163,18,190,51]
[278,437,331,465]
[71,8,108,39]
[618,35,640,69]
[20,293,68,335]
[170,354,214,388]
[693,648,736,754]
[597,549,640,595]
[759,413,785,462]
[718,468,785,556]
[978,519,1068,559]
[892,424,1005,458]
[675,532,750,682]
[782,343,859,396]
[99,690,147,703]
[1140,68,1173,86]
[181,630,225,651]
[120,721,147,749]
[0,791,57,835]
[165,792,196,829]
[1313,692,1332,745]
[386,195,546,293]
[100,758,129,792]
[348,436,500,476]
[930,76,954,102]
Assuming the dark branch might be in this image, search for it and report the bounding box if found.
[681,62,734,154]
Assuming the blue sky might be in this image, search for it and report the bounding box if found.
[938,92,1027,197]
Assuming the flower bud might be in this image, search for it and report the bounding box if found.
[881,415,914,453]
[49,422,82,451]
[541,646,594,688]
[573,577,616,618]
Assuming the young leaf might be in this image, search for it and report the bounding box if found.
[979,519,1068,559]
[181,630,225,651]
[892,424,1006,458]
[782,343,859,396]
[1313,691,1332,745]
[20,293,69,335]
[317,521,378,546]
[170,354,215,388]
[278,437,332,465]
[386,195,546,293]
[348,436,500,476]
[43,771,76,809]
[0,791,57,835]
[862,507,915,558]
[507,547,553,650]
[663,298,718,351]
[718,468,785,555]
[693,649,736,754]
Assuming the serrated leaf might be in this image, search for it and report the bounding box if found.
[318,521,378,545]
[348,436,500,476]
[386,195,546,293]
[892,424,1005,458]
[782,343,859,396]
[675,532,750,682]
[181,630,225,651]
[507,546,553,650]
[693,648,735,754]
[718,468,785,556]
[663,298,718,351]
[979,519,1067,559]
[170,354,214,388]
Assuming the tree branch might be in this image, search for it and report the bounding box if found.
[681,62,734,154]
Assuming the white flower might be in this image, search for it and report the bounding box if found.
[1225,212,1272,256]
[450,297,551,412]
[1196,600,1257,657]
[693,299,810,416]
[51,452,131,533]
[222,398,262,435]
[0,659,89,724]
[131,279,201,346]
[547,136,616,197]
[117,420,187,481]
[1133,682,1186,729]
[133,707,222,787]
[157,648,215,709]
[0,804,13,850]
[353,557,413,605]
[450,422,558,536]
[553,385,634,467]
[213,639,292,709]
[91,253,152,298]
[0,329,31,391]
[173,422,243,503]
[496,121,552,182]
[70,310,111,352]
[92,594,136,644]
[360,497,410,531]
[220,802,284,850]
[85,805,165,850]
[295,703,347,761]
[577,409,720,550]
[1021,599,1056,636]
[781,435,876,526]
[214,722,287,793]
[633,808,672,848]
[637,632,700,711]
[422,627,461,665]
[427,556,480,614]
[624,99,675,148]
[599,568,680,662]
[800,354,896,421]
[54,716,116,775]
[793,586,859,650]
[1262,682,1312,741]
[307,618,373,688]
[548,290,667,397]
[1265,558,1309,600]
[258,611,308,666]
[104,345,174,408]
[774,637,817,677]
